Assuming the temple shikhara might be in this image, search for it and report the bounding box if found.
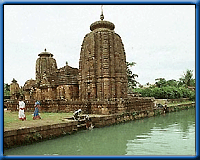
[7,10,155,114]
[79,12,127,101]
[26,48,79,101]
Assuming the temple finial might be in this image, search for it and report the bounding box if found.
[44,48,46,52]
[100,5,104,21]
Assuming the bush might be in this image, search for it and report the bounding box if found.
[133,86,195,100]
[189,90,195,101]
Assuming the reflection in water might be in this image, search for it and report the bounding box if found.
[4,108,195,156]
[126,124,195,155]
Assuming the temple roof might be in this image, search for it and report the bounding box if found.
[90,20,115,31]
[38,48,54,57]
[90,7,115,31]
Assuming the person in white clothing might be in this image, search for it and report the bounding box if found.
[18,97,26,121]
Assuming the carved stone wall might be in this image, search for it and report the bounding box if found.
[79,20,128,101]
[6,97,155,115]
[35,49,57,85]
[6,15,155,115]
[22,49,79,101]
[23,79,36,100]
[10,79,20,100]
[56,85,79,100]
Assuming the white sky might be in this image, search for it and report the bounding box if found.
[4,5,195,86]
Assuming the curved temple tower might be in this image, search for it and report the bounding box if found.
[35,48,58,86]
[79,13,128,101]
[6,8,155,115]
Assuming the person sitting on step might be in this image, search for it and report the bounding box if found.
[73,109,82,120]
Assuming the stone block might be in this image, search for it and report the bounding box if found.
[17,128,30,135]
[4,130,17,137]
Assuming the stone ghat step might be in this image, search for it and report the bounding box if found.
[63,115,89,120]
[78,119,86,122]
[63,117,74,120]
[77,124,86,128]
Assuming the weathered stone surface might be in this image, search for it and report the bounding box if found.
[17,128,30,135]
[4,103,195,149]
[6,15,155,115]
[79,19,127,101]
[20,49,79,101]
[4,130,17,137]
[10,79,20,100]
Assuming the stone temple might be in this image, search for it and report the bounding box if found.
[7,11,155,114]
[31,48,79,101]
[79,13,127,101]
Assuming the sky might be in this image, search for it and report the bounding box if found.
[4,5,195,86]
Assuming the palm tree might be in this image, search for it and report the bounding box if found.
[179,69,194,87]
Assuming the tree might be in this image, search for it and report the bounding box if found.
[133,69,195,101]
[4,83,10,91]
[179,69,194,87]
[4,83,10,99]
[126,62,138,89]
[166,79,178,87]
[155,78,167,88]
[190,79,195,87]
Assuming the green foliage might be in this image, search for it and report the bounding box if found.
[4,83,10,91]
[179,69,195,87]
[166,79,178,87]
[155,78,179,88]
[133,69,195,101]
[126,62,138,89]
[190,79,195,87]
[4,83,10,97]
[155,78,167,88]
[4,90,10,97]
[133,86,195,100]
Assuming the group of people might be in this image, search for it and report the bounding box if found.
[18,97,41,121]
[18,99,94,129]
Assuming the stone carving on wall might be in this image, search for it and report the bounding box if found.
[7,11,146,115]
[79,15,128,101]
[15,13,128,104]
[10,78,20,100]
[21,48,79,101]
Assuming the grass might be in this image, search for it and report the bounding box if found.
[4,111,74,131]
[167,100,194,107]
[4,100,195,131]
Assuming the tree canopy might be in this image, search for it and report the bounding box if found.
[132,69,195,100]
[126,62,138,89]
[179,69,195,87]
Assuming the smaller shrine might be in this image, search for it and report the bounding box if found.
[10,78,21,100]
[22,49,79,101]
[6,9,155,115]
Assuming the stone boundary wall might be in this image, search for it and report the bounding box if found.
[126,97,155,113]
[4,121,78,149]
[4,102,195,149]
[155,98,190,105]
[166,98,190,103]
[5,97,155,115]
[5,100,89,113]
[166,102,195,112]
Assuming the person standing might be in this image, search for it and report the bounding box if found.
[18,97,26,121]
[33,101,41,120]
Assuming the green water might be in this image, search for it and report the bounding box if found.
[4,108,196,156]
